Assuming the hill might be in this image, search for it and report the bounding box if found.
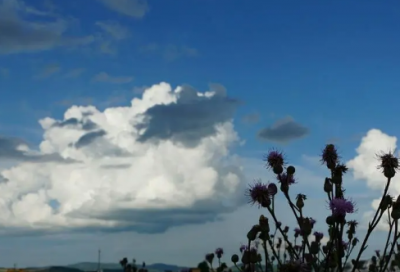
[67,262,187,272]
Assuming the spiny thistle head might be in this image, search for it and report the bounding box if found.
[264,149,285,174]
[245,180,271,208]
[321,144,339,169]
[328,197,356,218]
[313,231,323,242]
[377,151,399,178]
[277,173,296,185]
[215,248,223,258]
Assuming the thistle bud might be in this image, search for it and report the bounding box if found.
[324,178,333,193]
[273,165,283,175]
[310,241,319,255]
[287,166,295,175]
[259,215,270,233]
[231,254,239,264]
[380,195,393,211]
[352,237,359,247]
[205,253,214,264]
[326,215,335,225]
[247,225,260,241]
[296,197,304,209]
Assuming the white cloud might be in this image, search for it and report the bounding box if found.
[0,82,245,234]
[347,129,400,231]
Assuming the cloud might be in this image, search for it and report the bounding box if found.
[98,0,149,18]
[64,68,85,79]
[0,136,74,163]
[34,63,60,79]
[92,72,134,84]
[0,82,246,235]
[347,129,400,231]
[257,116,309,143]
[95,21,130,41]
[135,83,240,147]
[0,0,95,54]
[141,43,198,61]
[95,21,130,55]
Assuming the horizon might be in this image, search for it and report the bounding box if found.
[1,0,400,269]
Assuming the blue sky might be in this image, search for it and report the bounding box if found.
[1,0,400,269]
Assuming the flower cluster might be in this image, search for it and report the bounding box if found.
[198,144,400,272]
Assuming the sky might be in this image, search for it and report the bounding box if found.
[1,0,400,268]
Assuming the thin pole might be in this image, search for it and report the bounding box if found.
[97,249,101,272]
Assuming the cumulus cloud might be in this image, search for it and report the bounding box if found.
[0,0,94,54]
[347,129,400,231]
[0,82,246,235]
[257,116,309,143]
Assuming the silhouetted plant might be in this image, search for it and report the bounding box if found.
[119,258,139,272]
[201,144,400,272]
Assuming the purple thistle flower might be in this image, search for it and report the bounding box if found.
[329,197,356,217]
[309,218,316,227]
[245,180,271,208]
[313,231,324,242]
[341,240,349,250]
[277,173,296,185]
[294,227,301,237]
[215,247,224,258]
[264,149,285,169]
[240,245,247,253]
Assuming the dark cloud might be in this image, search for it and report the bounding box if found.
[52,118,98,131]
[75,130,107,149]
[97,0,149,18]
[257,116,309,143]
[68,184,247,234]
[0,0,94,55]
[136,84,240,147]
[0,136,75,163]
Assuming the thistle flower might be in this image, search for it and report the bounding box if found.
[205,253,214,264]
[264,149,285,174]
[309,218,316,227]
[341,240,349,250]
[377,151,399,178]
[328,197,356,217]
[294,227,301,237]
[313,231,324,242]
[240,245,247,253]
[321,144,339,169]
[245,180,271,208]
[277,173,296,185]
[264,149,285,168]
[215,247,224,258]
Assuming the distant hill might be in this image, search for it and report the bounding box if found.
[67,262,188,272]
[36,267,84,272]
